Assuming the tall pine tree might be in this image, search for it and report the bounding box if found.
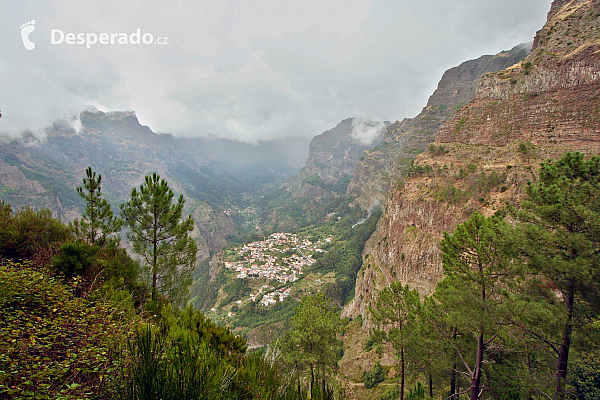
[516,152,600,400]
[72,166,122,246]
[435,212,514,400]
[120,173,197,303]
[370,281,420,400]
[279,293,342,398]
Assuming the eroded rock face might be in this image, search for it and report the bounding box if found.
[0,161,45,194]
[287,118,387,194]
[345,0,600,324]
[347,44,531,210]
[438,0,600,146]
[262,118,387,231]
[191,203,237,261]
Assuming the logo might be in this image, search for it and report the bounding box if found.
[51,29,168,48]
[20,20,36,51]
[19,20,168,50]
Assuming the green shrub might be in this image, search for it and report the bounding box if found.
[429,144,449,156]
[116,325,237,400]
[52,241,97,279]
[0,260,129,400]
[364,362,385,389]
[407,163,434,177]
[0,204,71,262]
[378,385,400,400]
[406,382,425,400]
[162,305,247,364]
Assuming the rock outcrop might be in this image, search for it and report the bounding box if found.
[345,0,600,324]
[261,118,387,231]
[347,44,532,210]
[288,118,387,197]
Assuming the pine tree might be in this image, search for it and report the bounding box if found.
[370,281,420,400]
[516,152,600,400]
[435,212,514,400]
[411,296,453,399]
[72,166,122,246]
[120,173,197,303]
[279,293,342,398]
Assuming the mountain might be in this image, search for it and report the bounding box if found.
[347,43,532,210]
[195,45,539,348]
[343,0,600,326]
[0,107,311,260]
[260,118,388,232]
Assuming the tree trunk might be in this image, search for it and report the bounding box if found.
[152,206,158,302]
[400,347,405,400]
[296,360,301,399]
[90,191,96,245]
[310,363,314,399]
[450,329,458,398]
[450,367,457,399]
[470,332,484,400]
[555,286,575,400]
[470,262,485,400]
[429,372,433,398]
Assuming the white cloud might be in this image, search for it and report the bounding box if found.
[0,0,552,141]
[351,119,386,145]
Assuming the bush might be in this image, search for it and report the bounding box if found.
[116,326,238,400]
[378,385,400,400]
[0,260,129,399]
[0,204,71,262]
[428,144,449,156]
[162,305,247,364]
[52,241,97,279]
[406,382,425,400]
[364,362,385,389]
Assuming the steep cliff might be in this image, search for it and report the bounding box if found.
[289,118,387,195]
[344,0,600,324]
[347,44,532,210]
[0,108,301,260]
[261,118,387,231]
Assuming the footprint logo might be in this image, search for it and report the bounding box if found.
[20,20,36,51]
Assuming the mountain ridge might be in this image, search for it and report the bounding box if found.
[343,0,600,327]
[347,43,532,210]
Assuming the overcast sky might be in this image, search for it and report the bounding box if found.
[0,0,552,142]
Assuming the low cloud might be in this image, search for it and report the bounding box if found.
[0,0,552,142]
[350,119,386,145]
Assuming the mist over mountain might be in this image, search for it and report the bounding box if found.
[5,1,600,399]
[0,107,312,259]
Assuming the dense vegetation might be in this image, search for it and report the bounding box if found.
[367,152,600,400]
[188,199,381,345]
[0,168,346,400]
[309,205,381,306]
[3,152,600,399]
[258,174,355,231]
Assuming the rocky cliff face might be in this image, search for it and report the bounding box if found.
[287,118,387,196]
[344,0,600,324]
[347,44,532,210]
[261,118,387,231]
[0,108,275,260]
[437,0,600,146]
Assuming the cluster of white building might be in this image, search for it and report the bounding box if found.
[224,232,327,284]
[223,205,254,217]
[260,287,292,306]
[218,233,332,308]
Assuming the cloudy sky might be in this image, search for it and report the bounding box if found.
[1,0,552,142]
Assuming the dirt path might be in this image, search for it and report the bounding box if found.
[371,252,392,287]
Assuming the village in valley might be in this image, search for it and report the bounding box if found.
[222,232,331,307]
